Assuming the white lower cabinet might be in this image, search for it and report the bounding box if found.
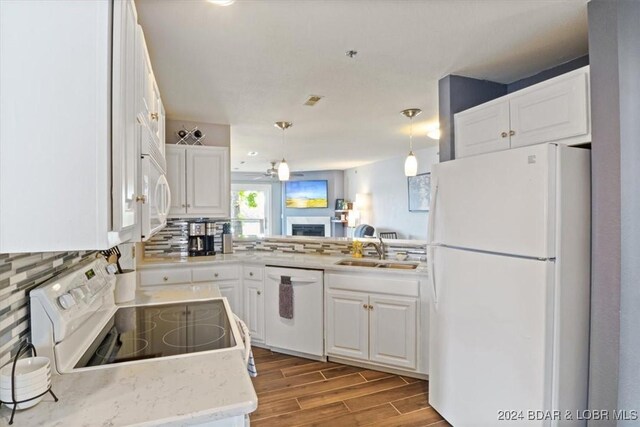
[326,290,369,360]
[243,266,265,343]
[138,263,243,317]
[326,288,418,370]
[369,295,417,370]
[218,281,242,318]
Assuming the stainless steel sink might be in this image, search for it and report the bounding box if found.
[377,263,418,270]
[335,260,380,267]
[335,260,419,270]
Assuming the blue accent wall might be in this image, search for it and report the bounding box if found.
[507,55,589,93]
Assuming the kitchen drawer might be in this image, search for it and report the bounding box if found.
[139,268,191,286]
[192,265,239,282]
[243,266,263,281]
[327,273,419,297]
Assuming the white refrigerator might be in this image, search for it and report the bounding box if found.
[427,143,591,426]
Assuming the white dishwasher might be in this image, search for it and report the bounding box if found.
[265,266,324,357]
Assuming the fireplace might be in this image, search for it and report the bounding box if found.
[286,216,331,237]
[292,224,325,236]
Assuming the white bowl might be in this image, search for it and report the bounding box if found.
[3,394,44,410]
[0,357,50,382]
[0,372,50,390]
[0,380,49,403]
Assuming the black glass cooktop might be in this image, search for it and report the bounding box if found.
[75,300,236,369]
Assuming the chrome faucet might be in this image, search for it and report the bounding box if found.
[364,237,386,260]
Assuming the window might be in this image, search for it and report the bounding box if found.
[230,183,272,237]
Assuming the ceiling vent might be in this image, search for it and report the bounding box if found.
[304,95,323,106]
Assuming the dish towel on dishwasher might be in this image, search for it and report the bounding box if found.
[247,350,257,377]
[279,275,294,319]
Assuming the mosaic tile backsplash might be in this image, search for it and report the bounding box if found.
[144,220,427,261]
[0,250,97,367]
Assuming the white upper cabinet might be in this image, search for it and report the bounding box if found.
[136,25,165,161]
[0,0,148,252]
[508,69,590,148]
[166,146,230,218]
[166,147,187,215]
[455,66,590,158]
[455,100,510,158]
[112,0,139,235]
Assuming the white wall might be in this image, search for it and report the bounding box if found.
[344,146,439,240]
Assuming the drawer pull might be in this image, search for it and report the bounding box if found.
[214,273,219,278]
[163,276,168,282]
[257,290,262,296]
[249,272,254,277]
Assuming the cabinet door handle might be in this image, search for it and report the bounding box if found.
[187,204,191,208]
[509,130,515,136]
[150,112,159,121]
[368,304,374,310]
[257,290,262,296]
[214,273,219,278]
[363,304,368,310]
[249,272,254,277]
[500,131,508,138]
[163,276,168,282]
[136,195,147,203]
[181,204,186,208]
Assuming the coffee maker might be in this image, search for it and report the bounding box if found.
[205,222,217,256]
[188,222,206,257]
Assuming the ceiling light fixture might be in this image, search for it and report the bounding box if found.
[401,108,422,177]
[247,151,258,156]
[345,50,358,58]
[208,0,236,6]
[274,121,293,181]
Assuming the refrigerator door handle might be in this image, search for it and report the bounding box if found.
[427,181,439,243]
[428,247,438,307]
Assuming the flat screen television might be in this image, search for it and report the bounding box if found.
[285,180,329,208]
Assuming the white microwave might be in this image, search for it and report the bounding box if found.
[139,121,170,241]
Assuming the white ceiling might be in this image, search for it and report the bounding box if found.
[136,0,588,172]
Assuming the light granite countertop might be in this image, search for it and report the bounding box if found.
[0,351,257,427]
[0,288,257,427]
[137,252,428,276]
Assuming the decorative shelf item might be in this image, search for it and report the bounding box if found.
[175,126,206,145]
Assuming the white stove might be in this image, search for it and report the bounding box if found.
[30,257,246,374]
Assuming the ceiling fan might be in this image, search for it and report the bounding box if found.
[254,161,304,180]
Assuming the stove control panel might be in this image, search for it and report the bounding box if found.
[30,257,117,342]
[57,293,77,310]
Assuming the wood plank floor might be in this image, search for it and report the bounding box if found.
[250,347,452,427]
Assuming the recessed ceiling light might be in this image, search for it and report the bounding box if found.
[248,151,258,156]
[345,50,358,58]
[208,0,235,6]
[240,161,245,164]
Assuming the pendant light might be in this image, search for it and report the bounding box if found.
[401,108,421,177]
[274,121,293,181]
